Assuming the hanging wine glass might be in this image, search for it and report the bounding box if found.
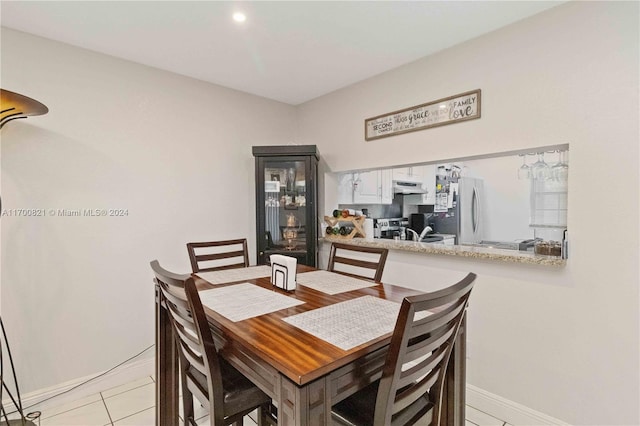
[551,150,569,182]
[530,152,550,181]
[517,154,531,180]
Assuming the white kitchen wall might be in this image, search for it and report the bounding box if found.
[1,28,296,394]
[298,2,639,425]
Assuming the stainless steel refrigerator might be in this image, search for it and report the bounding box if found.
[432,176,484,244]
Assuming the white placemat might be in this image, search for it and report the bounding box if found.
[199,283,304,322]
[196,265,272,285]
[283,296,402,350]
[296,270,377,295]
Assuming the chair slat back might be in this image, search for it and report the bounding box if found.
[374,272,476,426]
[327,242,389,282]
[187,239,249,273]
[150,260,226,423]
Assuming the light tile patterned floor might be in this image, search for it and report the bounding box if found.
[24,375,510,425]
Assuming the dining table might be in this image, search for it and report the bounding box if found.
[155,264,468,426]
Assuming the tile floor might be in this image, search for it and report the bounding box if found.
[22,375,511,425]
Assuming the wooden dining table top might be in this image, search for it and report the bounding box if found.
[192,264,424,386]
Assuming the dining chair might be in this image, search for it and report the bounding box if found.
[331,272,477,426]
[187,239,249,273]
[150,260,274,426]
[327,242,389,282]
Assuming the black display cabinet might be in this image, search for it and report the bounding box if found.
[253,145,319,267]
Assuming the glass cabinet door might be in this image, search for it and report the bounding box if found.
[253,146,318,267]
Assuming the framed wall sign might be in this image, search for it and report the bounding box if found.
[364,89,481,141]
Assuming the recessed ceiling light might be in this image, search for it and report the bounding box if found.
[233,12,246,23]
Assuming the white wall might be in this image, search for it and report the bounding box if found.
[298,2,639,425]
[0,28,296,394]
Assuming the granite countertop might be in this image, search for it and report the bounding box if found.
[321,236,566,267]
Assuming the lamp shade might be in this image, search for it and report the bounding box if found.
[0,89,49,129]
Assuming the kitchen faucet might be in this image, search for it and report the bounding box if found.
[406,227,434,242]
[406,228,420,241]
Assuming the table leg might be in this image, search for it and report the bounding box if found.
[156,287,179,426]
[278,376,330,425]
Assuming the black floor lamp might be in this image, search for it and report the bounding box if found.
[1,88,49,425]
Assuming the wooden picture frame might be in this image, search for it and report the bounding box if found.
[364,89,481,141]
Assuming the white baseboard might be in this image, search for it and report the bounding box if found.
[8,355,155,414]
[467,384,569,426]
[11,359,566,425]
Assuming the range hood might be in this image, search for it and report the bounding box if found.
[392,180,427,194]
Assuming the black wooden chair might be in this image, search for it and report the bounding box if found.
[327,242,389,282]
[151,260,274,426]
[187,239,249,273]
[332,272,477,426]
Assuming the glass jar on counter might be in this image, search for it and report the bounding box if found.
[533,227,566,257]
[534,240,562,256]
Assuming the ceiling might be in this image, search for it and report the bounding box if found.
[1,1,565,105]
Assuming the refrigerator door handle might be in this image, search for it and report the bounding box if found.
[472,187,479,234]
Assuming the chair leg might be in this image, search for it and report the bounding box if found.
[181,379,194,426]
[182,397,194,426]
[257,403,277,426]
[256,407,264,426]
[257,404,267,426]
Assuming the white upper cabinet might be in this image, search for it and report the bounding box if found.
[392,166,425,183]
[422,165,436,204]
[380,169,393,204]
[353,170,393,204]
[353,170,380,203]
[337,173,354,204]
